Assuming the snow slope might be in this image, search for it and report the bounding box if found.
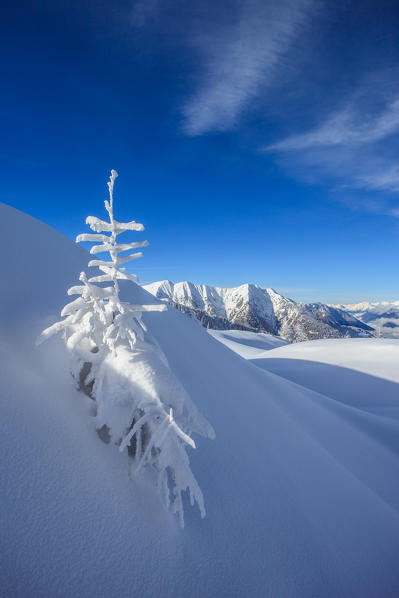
[214,330,399,420]
[2,202,399,597]
[249,338,399,420]
[333,301,399,338]
[144,280,374,342]
[208,329,288,359]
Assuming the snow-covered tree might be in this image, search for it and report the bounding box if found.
[37,169,214,526]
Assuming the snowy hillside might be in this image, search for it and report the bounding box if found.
[2,201,399,597]
[333,301,399,338]
[208,329,288,358]
[215,331,399,420]
[144,280,374,342]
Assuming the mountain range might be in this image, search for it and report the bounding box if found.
[143,280,374,342]
[332,301,399,338]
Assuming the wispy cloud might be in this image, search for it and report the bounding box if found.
[182,0,319,136]
[268,97,399,151]
[355,164,399,193]
[266,73,399,197]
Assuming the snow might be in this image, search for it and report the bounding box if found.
[37,171,214,527]
[250,338,399,419]
[2,201,399,596]
[254,337,399,384]
[208,329,288,358]
[211,330,399,420]
[333,301,399,338]
[144,279,374,341]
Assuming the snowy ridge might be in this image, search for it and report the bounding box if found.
[144,280,374,342]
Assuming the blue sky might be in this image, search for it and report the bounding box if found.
[2,0,399,302]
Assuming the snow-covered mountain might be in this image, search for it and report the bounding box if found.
[144,280,374,342]
[332,301,399,338]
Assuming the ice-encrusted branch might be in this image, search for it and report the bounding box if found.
[37,169,214,527]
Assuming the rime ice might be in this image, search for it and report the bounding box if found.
[37,170,214,526]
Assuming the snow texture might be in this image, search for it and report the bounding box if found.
[208,329,288,358]
[2,201,399,597]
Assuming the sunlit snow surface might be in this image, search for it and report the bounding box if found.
[208,329,288,358]
[252,337,399,419]
[2,201,399,597]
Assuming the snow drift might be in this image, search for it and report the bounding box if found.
[2,201,399,597]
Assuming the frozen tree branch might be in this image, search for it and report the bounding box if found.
[37,169,214,526]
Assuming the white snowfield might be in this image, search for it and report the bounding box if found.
[218,333,399,420]
[2,201,399,597]
[253,337,399,384]
[208,329,288,359]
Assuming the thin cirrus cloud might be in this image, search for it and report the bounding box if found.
[267,97,399,151]
[182,0,319,136]
[265,78,399,198]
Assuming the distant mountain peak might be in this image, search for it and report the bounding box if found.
[143,280,374,342]
[331,300,399,339]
